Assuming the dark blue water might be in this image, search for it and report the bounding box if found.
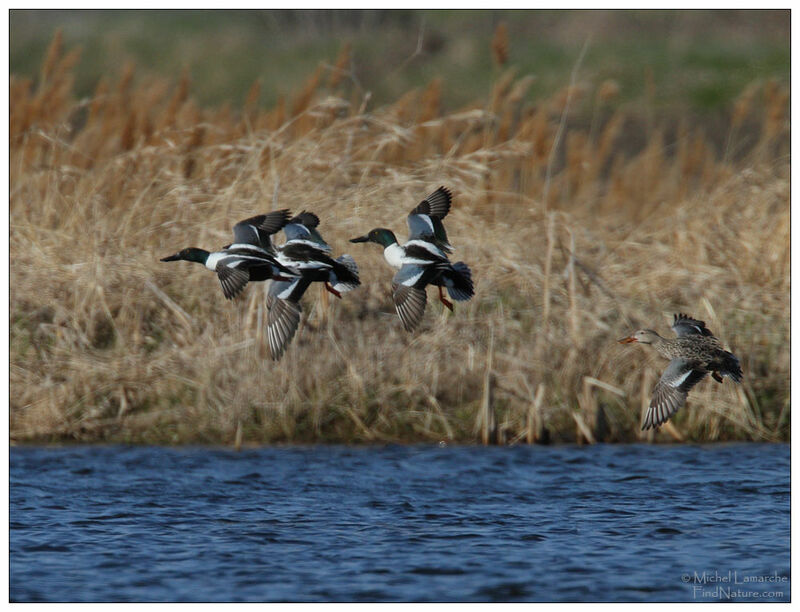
[10,444,790,602]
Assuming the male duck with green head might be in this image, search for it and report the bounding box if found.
[351,186,474,332]
[161,210,298,300]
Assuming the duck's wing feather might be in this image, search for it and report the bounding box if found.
[266,278,311,360]
[406,213,437,241]
[233,210,292,250]
[283,224,332,251]
[280,242,336,269]
[283,223,311,242]
[409,186,452,219]
[266,298,302,361]
[407,187,453,252]
[283,211,331,251]
[268,277,312,303]
[643,358,708,430]
[406,216,452,253]
[671,313,714,337]
[289,210,320,228]
[222,246,276,261]
[330,254,360,292]
[221,248,299,278]
[392,279,427,332]
[393,263,427,288]
[402,241,449,264]
[216,262,251,300]
[306,227,330,250]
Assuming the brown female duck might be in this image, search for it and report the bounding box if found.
[619,313,743,430]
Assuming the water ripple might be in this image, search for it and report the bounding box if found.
[10,443,790,602]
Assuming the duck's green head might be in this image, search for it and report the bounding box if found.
[160,247,210,264]
[350,228,397,248]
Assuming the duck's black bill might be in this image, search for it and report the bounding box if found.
[350,235,370,243]
[160,253,181,262]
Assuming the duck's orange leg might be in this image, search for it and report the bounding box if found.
[325,282,342,298]
[438,286,454,311]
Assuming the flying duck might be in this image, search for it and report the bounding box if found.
[160,210,298,300]
[266,211,361,360]
[619,313,743,430]
[350,186,474,332]
[277,211,360,298]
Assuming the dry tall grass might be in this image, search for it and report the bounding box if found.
[10,35,789,444]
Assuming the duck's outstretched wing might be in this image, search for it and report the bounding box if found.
[266,278,312,361]
[283,223,330,249]
[643,358,707,430]
[392,264,428,332]
[216,262,251,300]
[282,210,331,252]
[671,313,714,338]
[407,186,453,252]
[410,186,452,219]
[233,210,292,251]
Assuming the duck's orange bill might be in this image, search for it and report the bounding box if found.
[618,336,637,343]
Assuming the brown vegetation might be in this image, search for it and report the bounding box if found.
[10,34,789,445]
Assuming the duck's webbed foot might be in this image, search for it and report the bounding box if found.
[438,286,454,312]
[712,372,724,383]
[325,282,342,298]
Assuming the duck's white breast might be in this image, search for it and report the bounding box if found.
[383,243,406,269]
[205,252,225,270]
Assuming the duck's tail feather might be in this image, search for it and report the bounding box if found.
[330,254,361,293]
[446,261,474,302]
